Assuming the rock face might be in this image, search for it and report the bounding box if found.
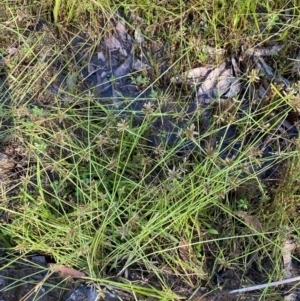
[0,256,62,301]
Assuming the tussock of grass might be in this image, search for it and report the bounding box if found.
[0,0,300,300]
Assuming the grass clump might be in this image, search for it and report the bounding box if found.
[0,0,300,300]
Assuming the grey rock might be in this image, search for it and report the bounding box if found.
[64,285,98,301]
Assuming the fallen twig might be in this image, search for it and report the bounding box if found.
[229,276,300,294]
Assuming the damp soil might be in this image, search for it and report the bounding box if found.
[1,252,300,301]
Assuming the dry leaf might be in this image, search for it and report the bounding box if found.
[97,51,106,62]
[132,58,151,71]
[171,67,212,84]
[201,45,225,56]
[113,54,133,78]
[49,264,85,279]
[235,211,262,232]
[178,239,198,264]
[282,239,296,279]
[116,20,129,41]
[291,52,300,76]
[224,78,241,97]
[178,239,206,284]
[231,56,241,77]
[0,153,15,170]
[255,57,274,76]
[284,293,297,301]
[105,34,127,56]
[245,44,283,56]
[213,68,234,97]
[225,57,241,97]
[134,27,145,45]
[256,57,290,86]
[7,47,18,55]
[197,62,226,99]
[96,71,112,97]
